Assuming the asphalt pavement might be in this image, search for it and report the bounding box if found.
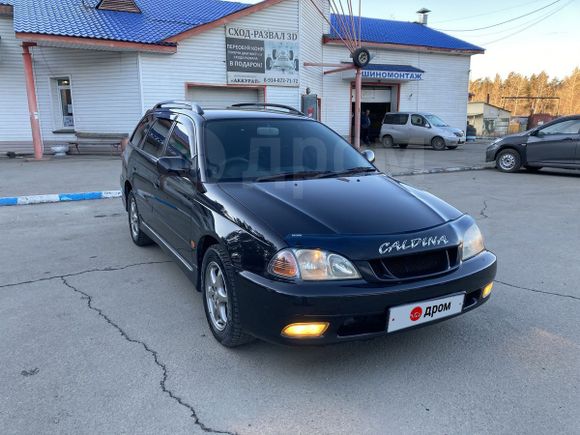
[1,168,579,434]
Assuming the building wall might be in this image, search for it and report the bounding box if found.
[31,45,141,141]
[322,44,472,137]
[139,0,301,112]
[0,16,33,153]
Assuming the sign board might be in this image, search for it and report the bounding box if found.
[226,26,299,87]
[343,67,423,81]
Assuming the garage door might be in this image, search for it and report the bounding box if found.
[186,86,262,109]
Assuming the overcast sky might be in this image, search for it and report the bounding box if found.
[238,0,580,80]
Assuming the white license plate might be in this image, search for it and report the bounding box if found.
[387,293,465,333]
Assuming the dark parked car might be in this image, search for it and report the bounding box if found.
[121,101,497,347]
[486,115,580,172]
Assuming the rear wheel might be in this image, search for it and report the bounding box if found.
[128,192,153,246]
[201,245,254,347]
[431,136,446,151]
[496,149,522,173]
[381,135,394,148]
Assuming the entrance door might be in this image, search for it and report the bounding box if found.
[187,86,262,109]
[351,86,392,143]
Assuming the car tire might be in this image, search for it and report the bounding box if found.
[272,49,277,60]
[201,245,254,347]
[294,59,299,72]
[382,135,394,147]
[431,136,446,151]
[398,144,408,149]
[525,166,542,172]
[496,149,522,173]
[266,57,272,71]
[128,191,153,246]
[446,145,458,150]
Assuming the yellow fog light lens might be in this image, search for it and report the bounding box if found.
[281,322,329,338]
[482,282,494,298]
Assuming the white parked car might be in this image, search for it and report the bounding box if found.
[380,112,465,150]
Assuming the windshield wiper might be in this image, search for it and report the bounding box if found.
[256,170,333,182]
[317,166,378,178]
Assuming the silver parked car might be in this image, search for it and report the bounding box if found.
[380,112,465,150]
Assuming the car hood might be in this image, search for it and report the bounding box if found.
[218,174,463,241]
[491,131,530,145]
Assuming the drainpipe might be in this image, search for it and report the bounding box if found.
[21,42,43,160]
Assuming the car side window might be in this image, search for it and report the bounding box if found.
[130,116,152,148]
[384,114,408,125]
[411,115,425,127]
[539,120,580,136]
[165,120,193,160]
[142,118,172,157]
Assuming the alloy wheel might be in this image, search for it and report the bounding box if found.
[205,261,229,331]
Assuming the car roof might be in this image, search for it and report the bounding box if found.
[385,112,435,116]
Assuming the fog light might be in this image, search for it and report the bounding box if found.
[281,322,329,338]
[482,282,494,298]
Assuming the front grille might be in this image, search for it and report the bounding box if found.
[369,247,459,281]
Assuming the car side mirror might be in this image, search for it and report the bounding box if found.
[157,156,191,176]
[425,122,431,128]
[361,149,375,163]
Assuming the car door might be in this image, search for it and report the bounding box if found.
[129,115,156,225]
[134,114,173,231]
[153,115,200,264]
[410,114,430,145]
[526,119,580,165]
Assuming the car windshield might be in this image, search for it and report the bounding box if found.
[424,114,449,127]
[203,119,375,182]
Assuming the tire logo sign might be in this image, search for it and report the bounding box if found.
[410,306,423,322]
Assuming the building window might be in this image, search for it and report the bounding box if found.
[52,77,75,129]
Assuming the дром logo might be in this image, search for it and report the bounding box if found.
[410,306,423,322]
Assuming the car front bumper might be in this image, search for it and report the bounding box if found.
[235,251,497,345]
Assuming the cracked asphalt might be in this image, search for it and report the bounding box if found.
[1,169,579,434]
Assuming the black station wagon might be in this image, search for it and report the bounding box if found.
[121,101,497,347]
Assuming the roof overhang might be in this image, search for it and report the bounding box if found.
[164,0,285,43]
[15,32,176,53]
[323,36,484,55]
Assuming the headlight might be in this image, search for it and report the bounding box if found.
[268,249,361,280]
[462,224,485,260]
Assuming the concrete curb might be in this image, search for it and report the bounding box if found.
[0,190,121,207]
[392,165,490,177]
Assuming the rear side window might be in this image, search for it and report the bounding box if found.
[142,118,172,157]
[384,114,408,125]
[130,116,151,148]
[165,120,192,160]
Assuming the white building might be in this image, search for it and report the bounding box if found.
[0,0,483,156]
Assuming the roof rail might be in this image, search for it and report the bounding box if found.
[153,100,204,115]
[230,103,305,116]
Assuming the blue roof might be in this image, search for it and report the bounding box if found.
[6,1,483,52]
[330,14,483,52]
[11,0,250,45]
[363,64,424,73]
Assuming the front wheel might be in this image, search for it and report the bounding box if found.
[431,136,446,151]
[201,245,254,347]
[496,149,522,173]
[381,135,394,148]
